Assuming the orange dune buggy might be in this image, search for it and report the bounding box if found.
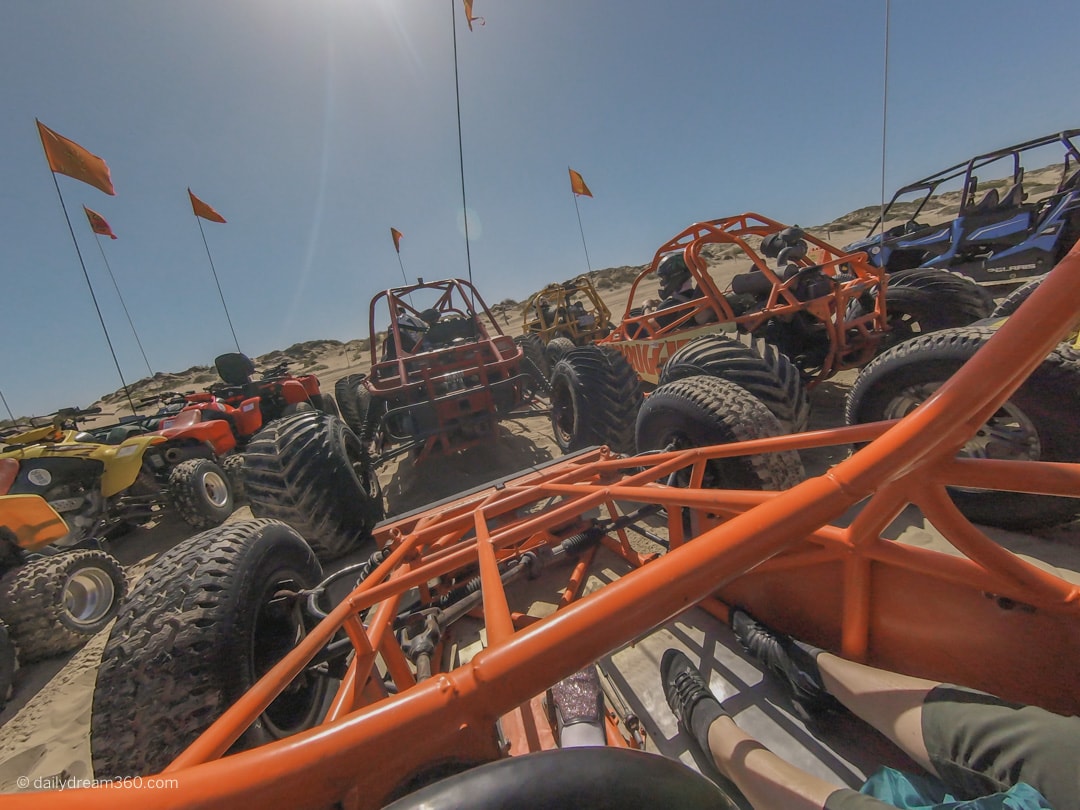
[35,245,1079,809]
[543,213,992,458]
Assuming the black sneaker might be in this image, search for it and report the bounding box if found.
[730,609,841,721]
[661,649,728,755]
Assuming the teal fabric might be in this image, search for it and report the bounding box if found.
[861,767,1053,809]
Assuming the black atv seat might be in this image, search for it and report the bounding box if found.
[215,353,256,385]
[97,424,147,444]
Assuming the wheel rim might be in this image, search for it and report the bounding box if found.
[549,380,575,445]
[200,469,231,508]
[64,567,117,627]
[881,383,1041,463]
[252,574,324,736]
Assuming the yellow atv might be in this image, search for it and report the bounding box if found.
[0,406,234,547]
[0,493,127,706]
[520,276,613,373]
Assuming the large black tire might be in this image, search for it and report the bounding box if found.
[874,269,993,352]
[549,346,641,455]
[335,373,369,435]
[311,392,340,418]
[222,452,247,505]
[514,334,551,396]
[243,412,384,560]
[0,549,127,662]
[515,333,551,378]
[991,275,1047,318]
[545,336,576,367]
[659,333,811,432]
[0,621,17,707]
[845,326,1080,529]
[636,375,805,491]
[168,457,234,529]
[90,519,329,778]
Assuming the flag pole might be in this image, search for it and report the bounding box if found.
[878,0,891,241]
[46,172,138,414]
[395,250,416,306]
[572,190,593,273]
[92,233,154,379]
[450,0,475,300]
[196,217,242,354]
[0,389,16,425]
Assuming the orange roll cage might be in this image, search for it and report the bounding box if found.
[11,246,1080,809]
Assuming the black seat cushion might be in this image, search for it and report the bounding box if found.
[215,353,256,385]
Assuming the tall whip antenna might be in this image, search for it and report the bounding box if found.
[878,0,891,239]
[450,0,474,291]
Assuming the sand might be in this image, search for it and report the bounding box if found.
[1,259,1077,797]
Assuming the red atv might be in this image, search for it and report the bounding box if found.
[335,278,547,465]
[138,354,338,490]
[162,353,338,451]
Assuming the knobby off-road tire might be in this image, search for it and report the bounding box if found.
[636,375,805,491]
[549,346,641,455]
[991,275,1047,318]
[515,333,551,378]
[0,549,126,662]
[335,373,369,435]
[311,392,341,418]
[545,337,576,367]
[659,333,811,432]
[0,622,17,707]
[845,326,1080,529]
[168,457,234,529]
[514,334,552,396]
[90,519,329,778]
[222,452,247,505]
[873,268,993,352]
[243,412,384,560]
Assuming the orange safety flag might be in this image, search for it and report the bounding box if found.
[463,0,484,30]
[83,206,117,239]
[188,188,227,223]
[36,120,115,195]
[569,168,592,198]
[391,227,404,253]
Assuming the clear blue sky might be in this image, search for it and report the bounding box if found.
[3,0,1078,419]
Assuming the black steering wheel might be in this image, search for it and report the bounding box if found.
[383,747,740,810]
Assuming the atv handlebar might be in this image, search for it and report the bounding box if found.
[260,361,292,380]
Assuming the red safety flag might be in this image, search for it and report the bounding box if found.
[188,188,227,223]
[83,206,117,239]
[391,227,404,253]
[569,168,592,198]
[36,120,115,195]
[463,0,484,30]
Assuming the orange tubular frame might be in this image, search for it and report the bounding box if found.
[12,248,1080,810]
[604,212,888,384]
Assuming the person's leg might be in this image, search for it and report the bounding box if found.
[661,649,887,810]
[732,609,1080,809]
[704,715,856,809]
[816,653,939,775]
